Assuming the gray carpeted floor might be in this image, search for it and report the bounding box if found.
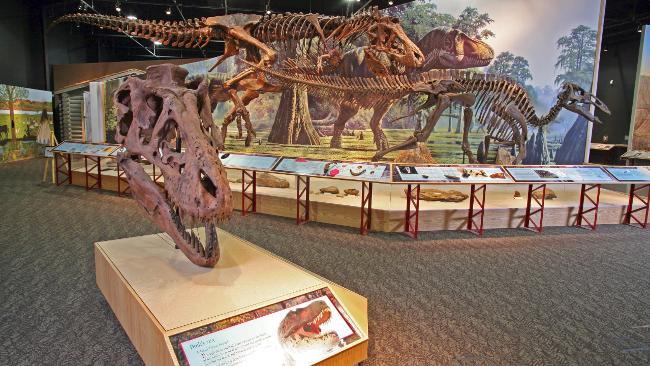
[1,158,649,365]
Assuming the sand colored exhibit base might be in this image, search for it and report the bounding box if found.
[95,230,368,366]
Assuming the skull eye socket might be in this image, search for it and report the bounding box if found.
[115,89,133,140]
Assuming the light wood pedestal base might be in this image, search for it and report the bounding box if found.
[95,230,368,366]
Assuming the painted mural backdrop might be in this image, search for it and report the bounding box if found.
[630,26,650,151]
[0,84,53,163]
[186,0,603,164]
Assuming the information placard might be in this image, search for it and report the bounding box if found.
[273,157,390,182]
[505,166,615,183]
[219,152,280,171]
[52,142,119,157]
[393,165,511,183]
[169,287,362,366]
[605,166,650,182]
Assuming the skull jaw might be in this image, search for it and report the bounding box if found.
[120,158,221,267]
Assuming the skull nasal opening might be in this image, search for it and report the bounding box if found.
[200,169,217,198]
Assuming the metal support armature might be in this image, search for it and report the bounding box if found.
[241,170,257,216]
[404,184,420,238]
[576,184,601,230]
[524,183,546,233]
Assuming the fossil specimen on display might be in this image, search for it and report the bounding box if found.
[114,64,232,267]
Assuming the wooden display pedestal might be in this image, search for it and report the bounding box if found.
[95,230,368,366]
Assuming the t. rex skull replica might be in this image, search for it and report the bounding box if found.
[114,64,233,267]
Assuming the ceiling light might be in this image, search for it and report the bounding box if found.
[115,1,121,12]
[388,0,394,5]
[154,41,162,45]
[638,25,643,33]
[165,7,172,15]
[266,10,271,14]
[126,15,137,20]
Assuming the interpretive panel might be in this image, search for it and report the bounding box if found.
[393,165,511,183]
[169,287,362,366]
[53,141,119,156]
[605,166,650,181]
[505,166,615,183]
[273,157,390,182]
[219,152,280,171]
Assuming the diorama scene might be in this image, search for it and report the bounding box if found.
[0,84,53,162]
[2,0,650,365]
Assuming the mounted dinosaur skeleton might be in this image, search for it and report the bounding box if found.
[114,64,232,267]
[54,8,424,147]
[247,63,609,163]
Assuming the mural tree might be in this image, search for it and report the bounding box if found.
[388,0,454,40]
[554,25,597,90]
[487,52,533,85]
[268,41,320,145]
[453,7,495,40]
[554,25,598,164]
[0,84,29,144]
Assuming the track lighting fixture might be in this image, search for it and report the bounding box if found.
[166,7,172,15]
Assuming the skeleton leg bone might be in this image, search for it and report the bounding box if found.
[330,103,359,149]
[461,107,477,163]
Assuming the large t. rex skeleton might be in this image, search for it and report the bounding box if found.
[54,9,425,146]
[248,64,609,163]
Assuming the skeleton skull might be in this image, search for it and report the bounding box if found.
[114,64,233,267]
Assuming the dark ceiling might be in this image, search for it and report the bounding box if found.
[33,0,650,62]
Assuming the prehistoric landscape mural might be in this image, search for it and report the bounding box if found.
[0,84,53,163]
[630,25,650,151]
[181,0,604,164]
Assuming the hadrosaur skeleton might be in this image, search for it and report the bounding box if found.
[114,64,232,267]
[248,64,610,163]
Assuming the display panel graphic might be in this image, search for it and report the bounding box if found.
[394,165,511,183]
[605,167,650,182]
[53,142,119,156]
[505,166,615,182]
[169,287,362,366]
[219,152,280,171]
[184,0,604,165]
[273,157,391,182]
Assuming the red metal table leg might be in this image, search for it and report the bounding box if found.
[151,163,163,185]
[241,170,257,216]
[116,162,130,197]
[576,184,601,230]
[55,153,71,186]
[524,183,547,233]
[467,184,487,236]
[84,156,102,191]
[404,184,420,238]
[624,184,650,229]
[296,176,310,225]
[360,182,373,235]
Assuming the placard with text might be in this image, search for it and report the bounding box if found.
[393,164,511,183]
[169,287,363,366]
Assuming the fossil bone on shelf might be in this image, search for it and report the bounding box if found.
[114,64,232,268]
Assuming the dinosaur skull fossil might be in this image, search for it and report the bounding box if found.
[367,16,425,69]
[560,83,610,124]
[419,27,495,70]
[114,64,232,267]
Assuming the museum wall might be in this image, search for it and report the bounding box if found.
[52,58,202,91]
[592,38,641,145]
[0,0,47,90]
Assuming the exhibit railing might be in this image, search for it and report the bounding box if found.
[51,142,650,237]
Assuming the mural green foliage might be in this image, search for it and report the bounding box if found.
[554,25,597,90]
